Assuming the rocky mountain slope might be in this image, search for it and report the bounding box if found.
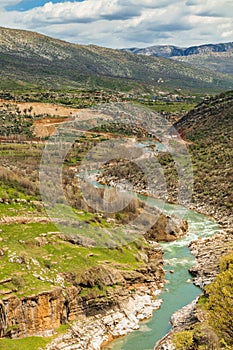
[0,27,233,93]
[172,51,233,75]
[123,42,233,75]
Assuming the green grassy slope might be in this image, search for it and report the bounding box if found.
[0,137,149,299]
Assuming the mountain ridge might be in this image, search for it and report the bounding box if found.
[0,26,233,93]
[123,42,233,75]
[123,42,233,58]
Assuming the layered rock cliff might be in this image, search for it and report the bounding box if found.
[0,242,164,348]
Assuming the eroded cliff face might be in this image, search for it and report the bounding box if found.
[0,288,65,338]
[0,243,164,342]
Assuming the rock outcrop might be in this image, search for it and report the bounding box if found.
[145,212,188,242]
[97,161,188,243]
[46,287,163,350]
[0,288,65,338]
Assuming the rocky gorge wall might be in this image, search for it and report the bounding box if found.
[0,243,164,348]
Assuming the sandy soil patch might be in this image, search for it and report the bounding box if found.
[0,99,80,117]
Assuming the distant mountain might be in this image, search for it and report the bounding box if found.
[123,43,233,75]
[0,27,233,93]
[123,42,233,58]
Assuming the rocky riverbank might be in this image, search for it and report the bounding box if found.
[154,299,199,350]
[188,201,232,230]
[188,229,233,288]
[46,285,163,350]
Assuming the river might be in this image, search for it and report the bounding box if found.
[103,200,220,350]
[78,141,220,350]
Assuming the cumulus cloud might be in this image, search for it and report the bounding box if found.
[0,0,232,48]
[8,0,182,26]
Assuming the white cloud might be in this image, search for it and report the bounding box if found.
[191,0,233,18]
[0,0,21,8]
[0,0,232,48]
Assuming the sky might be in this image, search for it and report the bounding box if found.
[0,0,232,48]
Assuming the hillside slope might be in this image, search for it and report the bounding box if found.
[0,27,233,93]
[174,91,233,226]
[173,51,233,75]
[124,42,233,75]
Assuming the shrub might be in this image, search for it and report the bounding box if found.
[173,330,194,350]
[12,275,25,289]
[44,260,53,269]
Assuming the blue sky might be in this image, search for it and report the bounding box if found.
[6,0,82,12]
[1,0,232,48]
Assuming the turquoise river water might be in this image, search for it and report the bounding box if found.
[103,199,220,350]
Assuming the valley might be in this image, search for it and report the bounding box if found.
[0,26,232,350]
